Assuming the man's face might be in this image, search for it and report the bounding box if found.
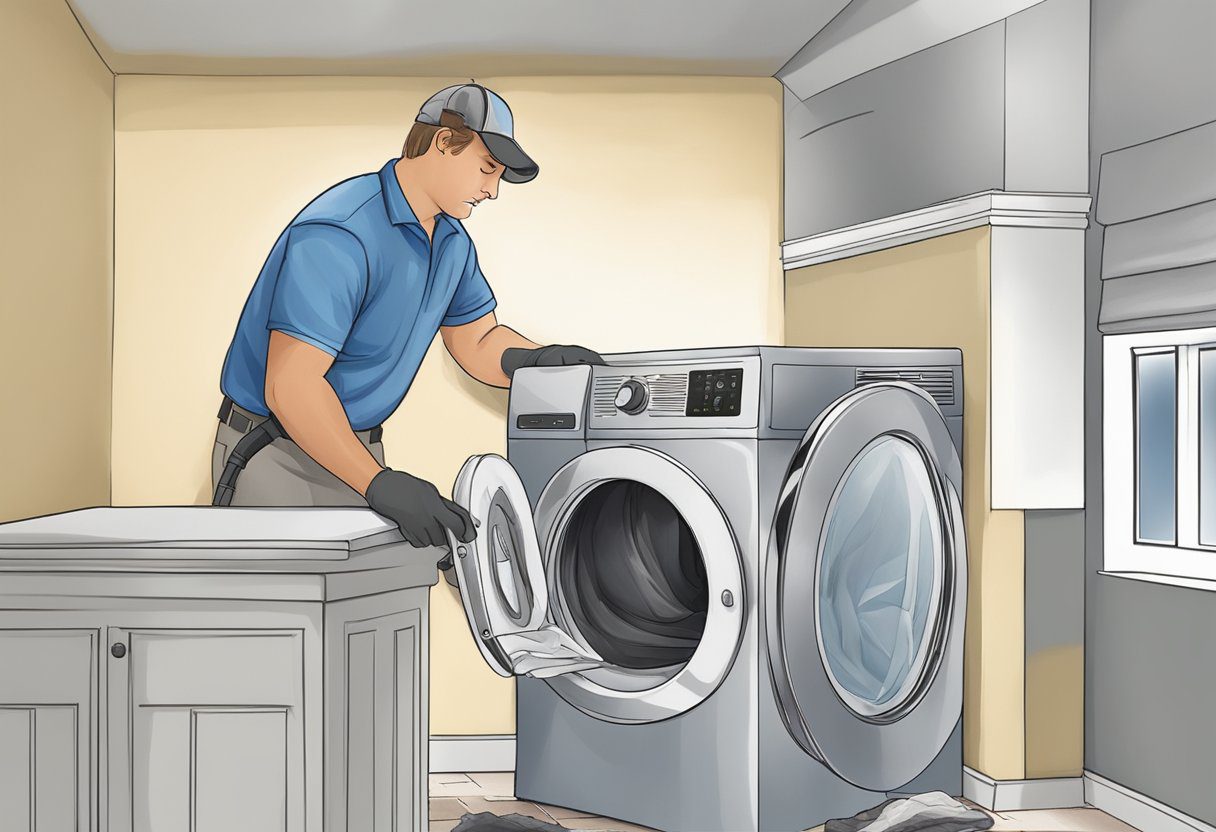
[433,129,504,220]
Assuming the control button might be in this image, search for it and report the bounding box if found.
[713,396,722,408]
[715,379,725,389]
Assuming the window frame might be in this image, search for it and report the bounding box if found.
[1104,326,1216,582]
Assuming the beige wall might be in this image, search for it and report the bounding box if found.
[1025,643,1083,777]
[785,228,1031,780]
[0,0,113,522]
[112,74,784,734]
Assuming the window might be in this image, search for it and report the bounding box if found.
[1104,327,1216,583]
[1134,349,1177,544]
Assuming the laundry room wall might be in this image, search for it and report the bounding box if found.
[109,74,784,736]
[1085,0,1216,823]
[0,0,113,523]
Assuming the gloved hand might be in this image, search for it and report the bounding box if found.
[501,344,606,379]
[365,468,476,549]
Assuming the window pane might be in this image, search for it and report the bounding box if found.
[1136,351,1177,543]
[1202,350,1216,545]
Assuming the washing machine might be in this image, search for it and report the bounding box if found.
[447,346,967,832]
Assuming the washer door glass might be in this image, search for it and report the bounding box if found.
[766,382,967,792]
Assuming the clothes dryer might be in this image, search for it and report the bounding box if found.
[448,346,967,832]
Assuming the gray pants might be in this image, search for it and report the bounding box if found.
[211,399,386,507]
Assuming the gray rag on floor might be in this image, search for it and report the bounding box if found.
[451,812,567,832]
[825,792,994,832]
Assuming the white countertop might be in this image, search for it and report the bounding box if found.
[0,506,442,597]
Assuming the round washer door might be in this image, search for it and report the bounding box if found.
[534,445,746,724]
[765,382,967,791]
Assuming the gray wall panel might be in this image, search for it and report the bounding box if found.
[782,22,1005,240]
[1087,0,1216,823]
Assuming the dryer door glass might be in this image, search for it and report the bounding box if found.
[766,382,967,792]
[818,434,942,715]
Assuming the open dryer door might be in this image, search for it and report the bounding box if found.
[765,382,967,792]
[448,453,554,678]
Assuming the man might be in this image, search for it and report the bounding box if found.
[211,82,604,551]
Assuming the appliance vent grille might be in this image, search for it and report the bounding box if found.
[592,373,689,417]
[855,367,955,407]
[646,374,689,415]
[593,374,627,417]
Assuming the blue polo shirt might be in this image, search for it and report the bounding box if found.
[219,159,497,430]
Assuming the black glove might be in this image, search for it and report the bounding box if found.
[365,468,476,549]
[501,344,606,379]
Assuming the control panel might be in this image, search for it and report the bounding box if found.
[686,368,744,417]
[587,357,759,429]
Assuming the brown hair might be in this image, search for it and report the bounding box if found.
[403,109,477,159]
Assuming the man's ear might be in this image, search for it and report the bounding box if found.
[432,127,453,155]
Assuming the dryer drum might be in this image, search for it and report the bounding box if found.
[557,480,709,670]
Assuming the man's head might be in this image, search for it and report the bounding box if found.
[399,83,538,221]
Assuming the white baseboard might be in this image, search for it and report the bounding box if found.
[963,766,1085,811]
[1085,770,1216,832]
[429,734,515,773]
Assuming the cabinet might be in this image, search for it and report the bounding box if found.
[0,630,96,831]
[0,507,438,831]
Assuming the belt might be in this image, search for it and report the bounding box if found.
[218,396,383,444]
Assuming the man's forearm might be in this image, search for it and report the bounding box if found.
[470,325,542,387]
[266,375,383,496]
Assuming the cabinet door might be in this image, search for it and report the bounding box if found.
[106,628,305,832]
[325,596,427,832]
[0,629,97,832]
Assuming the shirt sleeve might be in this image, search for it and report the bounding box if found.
[441,242,497,327]
[267,223,368,356]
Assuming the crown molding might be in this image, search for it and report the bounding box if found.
[781,191,1092,270]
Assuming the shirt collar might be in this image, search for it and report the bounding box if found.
[379,159,459,236]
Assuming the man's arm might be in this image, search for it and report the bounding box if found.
[441,310,541,388]
[265,329,383,495]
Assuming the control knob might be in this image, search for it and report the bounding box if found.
[614,379,649,414]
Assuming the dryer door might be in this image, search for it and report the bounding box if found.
[766,382,967,791]
[448,453,550,678]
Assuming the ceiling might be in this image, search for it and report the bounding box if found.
[67,0,853,77]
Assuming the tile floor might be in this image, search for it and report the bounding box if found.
[428,771,658,831]
[429,773,1143,832]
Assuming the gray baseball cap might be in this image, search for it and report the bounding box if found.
[416,83,538,184]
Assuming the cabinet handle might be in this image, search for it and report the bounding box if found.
[110,642,127,659]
